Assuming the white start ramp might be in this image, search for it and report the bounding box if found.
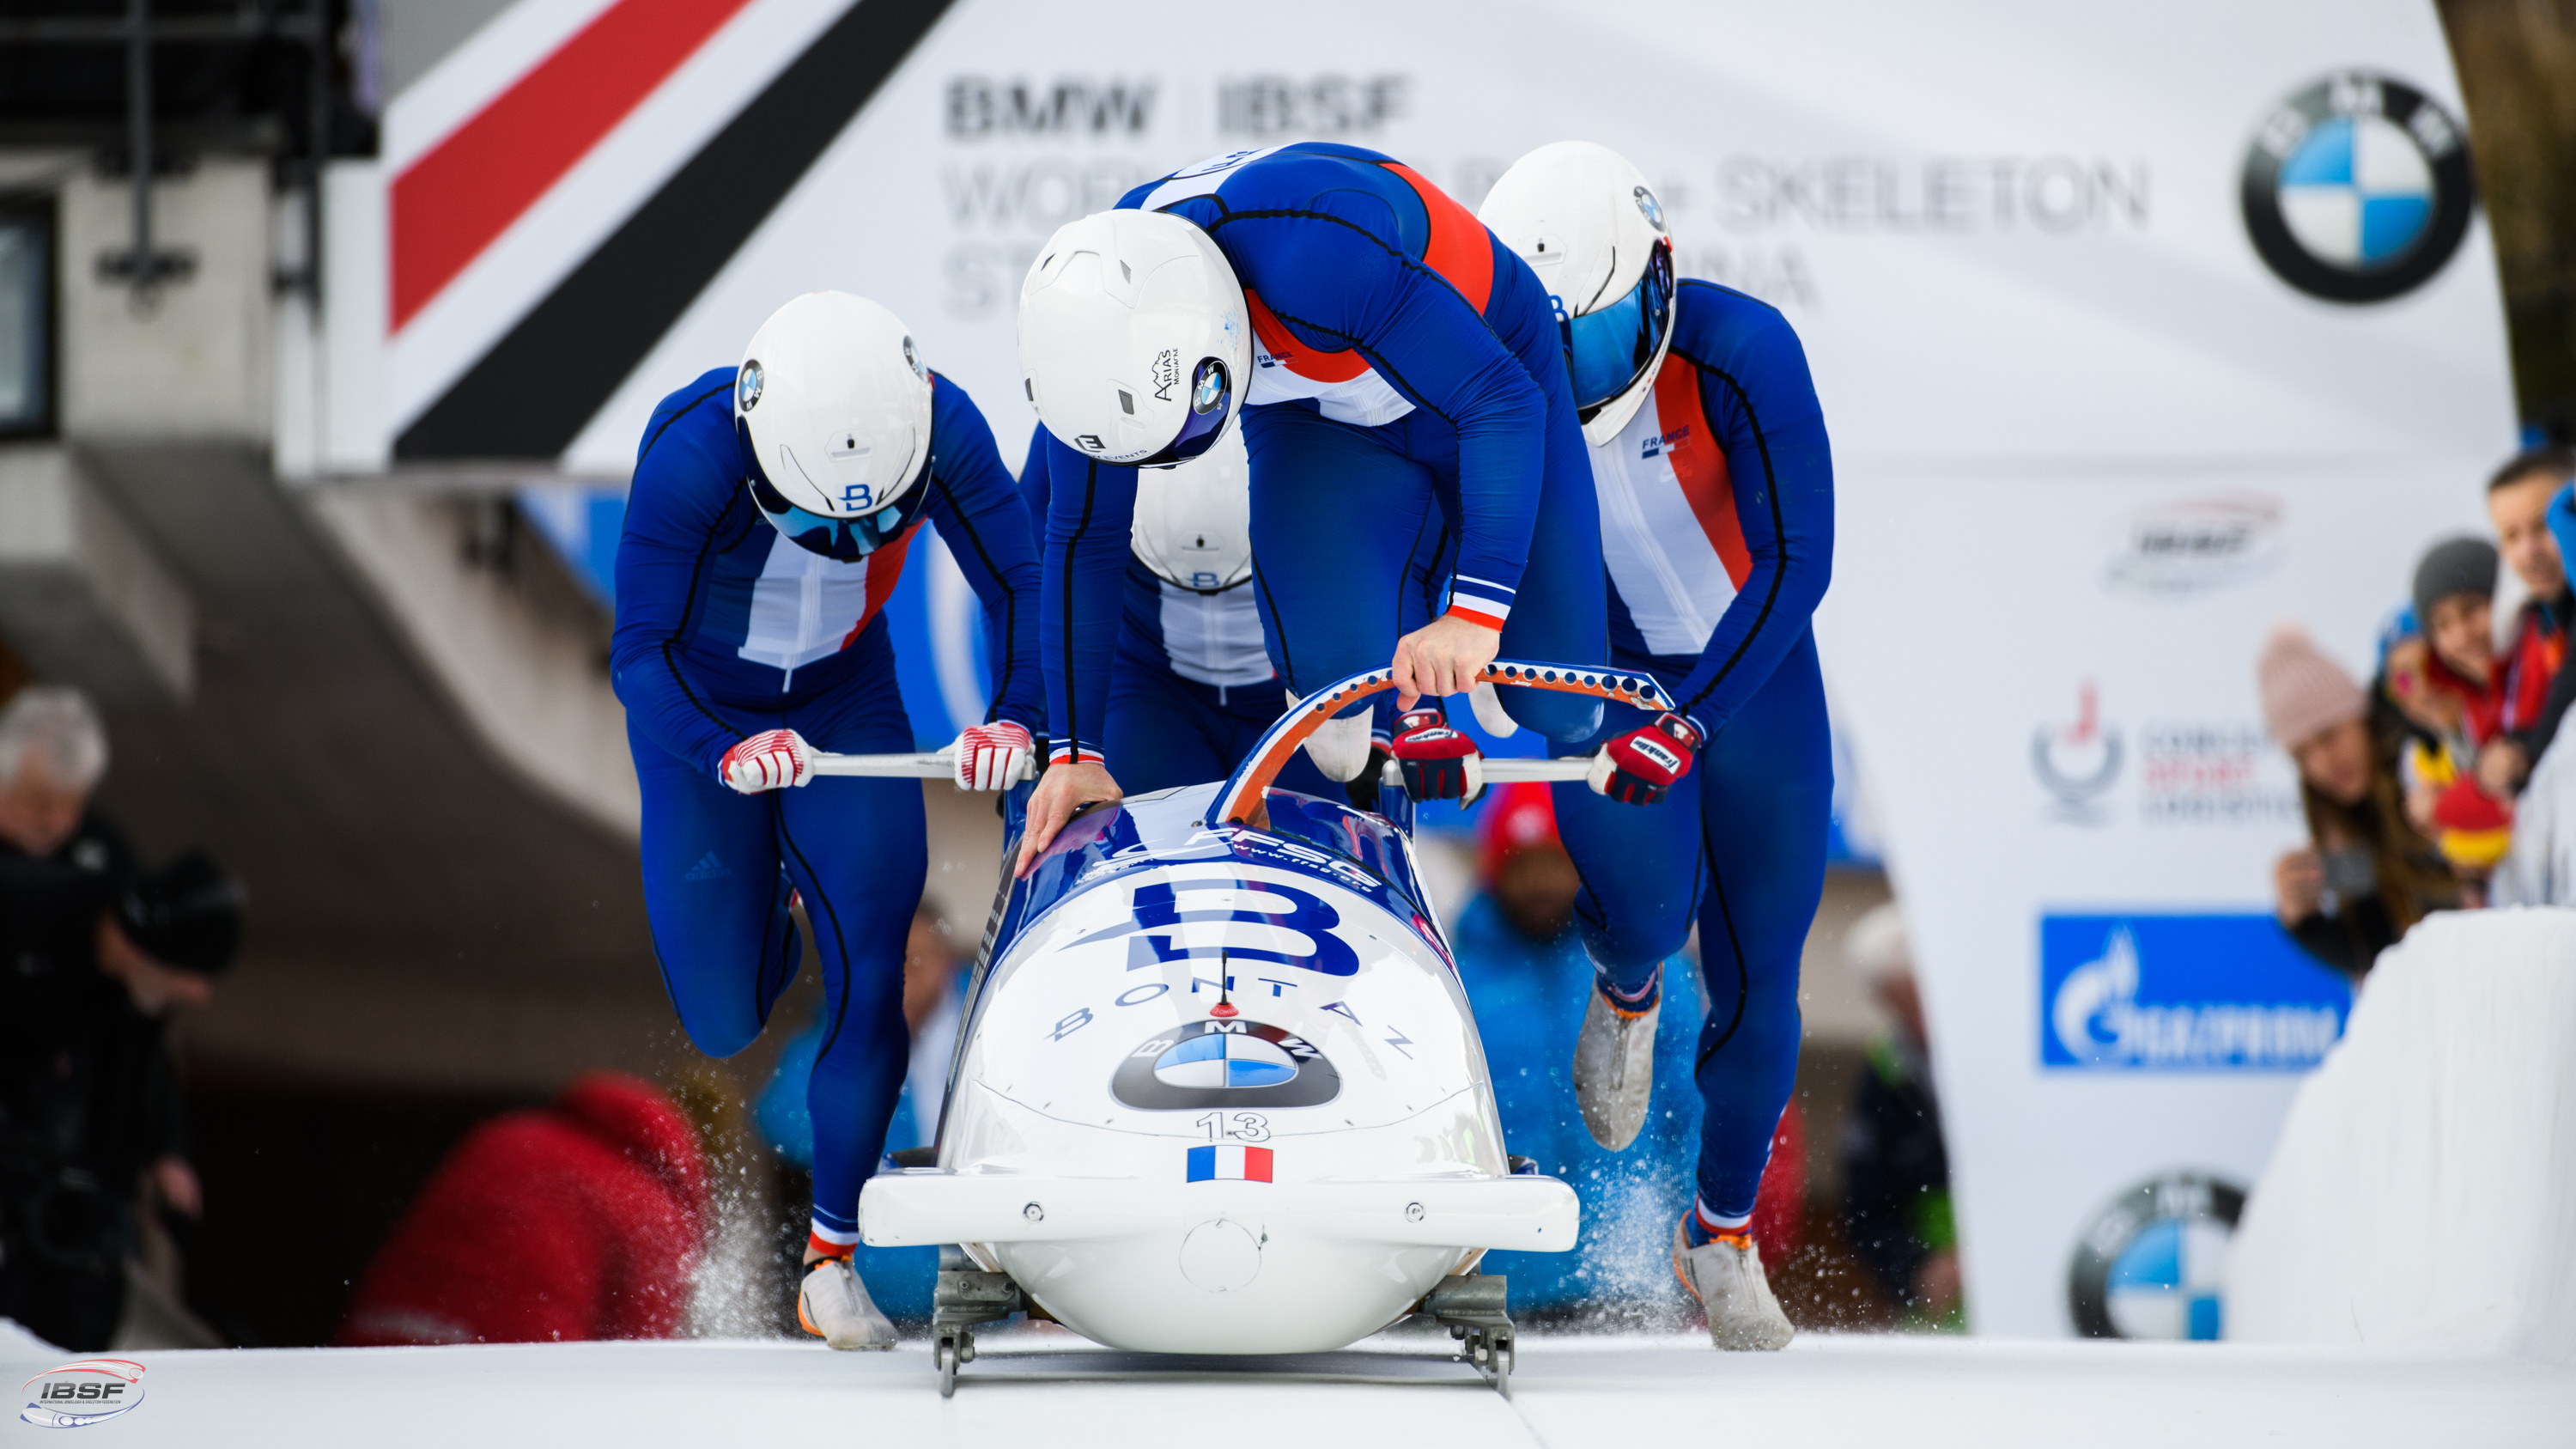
[2227,909,2576,1361]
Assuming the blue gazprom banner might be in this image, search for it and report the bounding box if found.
[2040,914,2351,1071]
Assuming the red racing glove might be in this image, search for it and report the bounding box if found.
[720,729,815,794]
[1589,712,1703,806]
[1391,708,1485,804]
[951,721,1035,792]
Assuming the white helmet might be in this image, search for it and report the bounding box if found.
[1018,209,1249,468]
[1131,426,1252,593]
[1477,142,1677,446]
[736,291,933,560]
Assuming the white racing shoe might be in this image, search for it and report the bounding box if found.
[798,1257,898,1350]
[1571,977,1661,1150]
[1671,1215,1795,1351]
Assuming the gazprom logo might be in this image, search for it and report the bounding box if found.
[2041,915,2349,1070]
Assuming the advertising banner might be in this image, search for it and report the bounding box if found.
[362,0,2515,1334]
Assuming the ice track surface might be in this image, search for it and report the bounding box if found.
[9,1324,2572,1446]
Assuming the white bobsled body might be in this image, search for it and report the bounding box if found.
[861,780,1577,1355]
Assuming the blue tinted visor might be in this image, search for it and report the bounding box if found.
[1133,357,1234,469]
[739,418,925,562]
[1562,240,1675,418]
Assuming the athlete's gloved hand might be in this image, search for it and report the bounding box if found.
[720,729,815,794]
[1391,708,1485,804]
[951,721,1035,791]
[1588,713,1703,806]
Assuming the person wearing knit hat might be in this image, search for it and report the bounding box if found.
[2258,623,2461,979]
[2258,623,2367,751]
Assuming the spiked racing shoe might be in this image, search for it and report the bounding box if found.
[799,1256,898,1350]
[1671,1215,1795,1351]
[1571,969,1662,1150]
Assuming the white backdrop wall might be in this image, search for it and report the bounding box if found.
[371,0,2516,1335]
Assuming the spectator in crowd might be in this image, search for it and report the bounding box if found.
[338,1073,708,1346]
[0,687,240,1351]
[2474,447,2576,797]
[1834,903,1959,1330]
[2263,624,2458,978]
[2383,539,2516,874]
[1453,784,1801,1318]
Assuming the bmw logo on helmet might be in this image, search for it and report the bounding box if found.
[2241,71,2474,304]
[1633,184,1666,234]
[737,359,764,411]
[902,335,925,381]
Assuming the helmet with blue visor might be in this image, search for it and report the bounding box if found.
[1477,142,1678,447]
[735,292,935,562]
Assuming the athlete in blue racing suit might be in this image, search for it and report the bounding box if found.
[1483,145,1833,1349]
[1017,143,1609,866]
[1016,427,1349,799]
[611,308,1042,1342]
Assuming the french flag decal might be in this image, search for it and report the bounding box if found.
[1188,1144,1275,1183]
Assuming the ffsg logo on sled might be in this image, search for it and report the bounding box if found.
[21,1360,147,1428]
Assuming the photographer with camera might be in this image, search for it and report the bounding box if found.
[2259,626,2459,980]
[0,687,242,1351]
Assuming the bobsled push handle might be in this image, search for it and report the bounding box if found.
[805,747,1038,784]
[1212,661,1674,826]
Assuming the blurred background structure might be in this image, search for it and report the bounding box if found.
[0,0,2566,1349]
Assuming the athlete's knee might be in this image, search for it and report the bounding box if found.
[668,994,763,1059]
[1575,888,1686,978]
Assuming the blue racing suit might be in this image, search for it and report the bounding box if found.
[1547,281,1836,1227]
[611,367,1042,1252]
[1019,427,1373,798]
[1041,143,1606,768]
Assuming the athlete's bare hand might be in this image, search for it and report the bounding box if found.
[1393,613,1502,710]
[1016,760,1123,878]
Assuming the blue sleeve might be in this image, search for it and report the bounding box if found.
[1667,290,1835,740]
[919,379,1045,736]
[1036,429,1139,764]
[1198,197,1547,621]
[609,374,756,779]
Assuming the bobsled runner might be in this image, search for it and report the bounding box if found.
[835,661,1677,1395]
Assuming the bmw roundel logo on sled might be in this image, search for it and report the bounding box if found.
[1113,1018,1341,1110]
[2241,71,2474,304]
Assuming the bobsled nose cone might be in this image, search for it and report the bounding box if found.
[1178,1218,1263,1293]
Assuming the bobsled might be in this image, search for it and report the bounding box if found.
[833,661,1677,1393]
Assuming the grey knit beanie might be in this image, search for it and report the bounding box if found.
[2412,536,2498,625]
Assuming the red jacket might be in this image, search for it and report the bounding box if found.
[338,1074,708,1346]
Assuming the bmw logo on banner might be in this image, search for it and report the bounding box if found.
[2241,71,2475,304]
[2068,1172,2245,1341]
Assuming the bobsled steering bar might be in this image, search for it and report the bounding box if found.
[1211,661,1673,826]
